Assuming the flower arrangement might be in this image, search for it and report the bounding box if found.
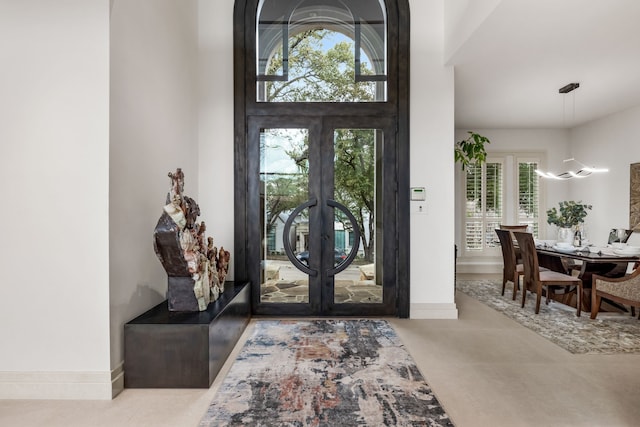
[546,200,592,228]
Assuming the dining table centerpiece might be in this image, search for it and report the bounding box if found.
[546,200,592,244]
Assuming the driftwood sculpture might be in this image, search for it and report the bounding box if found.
[153,168,230,311]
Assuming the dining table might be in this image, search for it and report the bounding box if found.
[535,244,640,311]
[535,245,639,283]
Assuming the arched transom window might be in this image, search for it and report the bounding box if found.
[256,0,387,102]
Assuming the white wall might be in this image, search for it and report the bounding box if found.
[569,106,640,246]
[444,0,502,63]
[109,0,199,396]
[0,0,111,399]
[197,0,236,280]
[409,0,458,319]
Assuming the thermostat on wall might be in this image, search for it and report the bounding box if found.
[410,187,426,201]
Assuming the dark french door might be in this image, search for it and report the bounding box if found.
[248,115,397,316]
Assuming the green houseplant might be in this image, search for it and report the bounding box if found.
[546,201,592,244]
[454,132,490,259]
[454,131,491,170]
[546,201,592,228]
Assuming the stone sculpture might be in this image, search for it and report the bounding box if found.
[153,168,229,311]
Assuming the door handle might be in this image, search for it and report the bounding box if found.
[326,199,361,277]
[283,198,318,276]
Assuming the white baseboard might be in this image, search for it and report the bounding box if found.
[111,361,124,398]
[410,303,458,319]
[456,260,502,275]
[0,366,123,400]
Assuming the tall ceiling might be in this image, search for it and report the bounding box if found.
[448,0,640,129]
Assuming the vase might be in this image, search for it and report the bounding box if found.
[557,227,575,245]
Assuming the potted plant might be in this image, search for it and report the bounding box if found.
[454,131,491,170]
[546,200,592,243]
[454,131,491,259]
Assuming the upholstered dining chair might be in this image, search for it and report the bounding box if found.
[591,269,640,320]
[513,232,583,316]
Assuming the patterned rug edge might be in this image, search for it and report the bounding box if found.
[457,279,640,355]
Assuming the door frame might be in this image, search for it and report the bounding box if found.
[247,115,398,316]
[233,0,410,317]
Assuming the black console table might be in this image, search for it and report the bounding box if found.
[124,281,250,388]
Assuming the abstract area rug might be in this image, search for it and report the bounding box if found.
[457,279,640,354]
[200,319,453,427]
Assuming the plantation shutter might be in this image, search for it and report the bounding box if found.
[464,160,503,252]
[517,158,540,236]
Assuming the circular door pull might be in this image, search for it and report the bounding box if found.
[283,198,318,276]
[326,199,361,277]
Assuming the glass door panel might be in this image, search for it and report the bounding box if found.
[259,128,310,304]
[251,117,396,316]
[333,128,382,305]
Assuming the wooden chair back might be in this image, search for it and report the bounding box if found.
[513,231,541,285]
[499,225,527,258]
[499,224,528,232]
[496,228,523,298]
[495,229,518,274]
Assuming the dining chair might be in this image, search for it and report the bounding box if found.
[608,228,634,244]
[495,229,548,301]
[498,224,528,262]
[498,224,528,232]
[513,232,583,316]
[591,269,640,320]
[495,229,523,300]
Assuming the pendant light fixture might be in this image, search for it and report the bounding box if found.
[534,83,609,180]
[535,158,608,179]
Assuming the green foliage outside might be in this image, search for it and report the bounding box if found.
[518,162,538,218]
[264,30,376,102]
[261,129,310,235]
[465,162,502,217]
[334,129,375,261]
[262,29,376,262]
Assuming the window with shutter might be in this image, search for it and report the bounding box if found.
[517,158,540,236]
[461,153,543,257]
